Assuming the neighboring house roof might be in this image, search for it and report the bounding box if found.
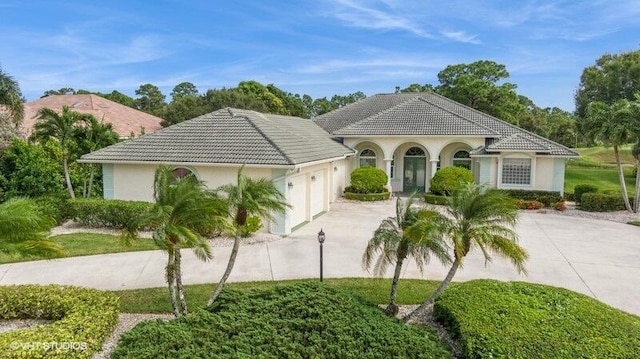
[314,92,578,157]
[20,94,163,138]
[80,108,355,166]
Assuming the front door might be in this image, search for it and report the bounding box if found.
[403,156,426,193]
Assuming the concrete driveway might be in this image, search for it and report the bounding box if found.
[1,200,639,316]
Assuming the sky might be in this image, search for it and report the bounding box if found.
[1,1,639,112]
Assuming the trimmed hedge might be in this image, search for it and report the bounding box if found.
[344,190,390,201]
[0,285,119,359]
[424,193,448,205]
[68,198,153,229]
[430,167,473,195]
[500,189,562,207]
[574,184,598,205]
[434,279,640,359]
[350,167,388,193]
[112,282,451,358]
[515,199,544,210]
[33,196,70,225]
[581,192,626,212]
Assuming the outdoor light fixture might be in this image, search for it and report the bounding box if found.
[288,182,293,189]
[317,228,325,282]
[334,166,338,172]
[311,175,316,182]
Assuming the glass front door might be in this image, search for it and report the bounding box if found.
[403,157,426,193]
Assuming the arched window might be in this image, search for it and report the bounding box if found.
[172,167,196,179]
[405,147,425,157]
[359,148,377,167]
[453,150,471,170]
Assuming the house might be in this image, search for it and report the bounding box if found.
[79,108,355,234]
[20,94,163,138]
[80,92,578,235]
[314,92,578,194]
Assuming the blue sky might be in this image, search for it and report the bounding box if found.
[1,1,638,111]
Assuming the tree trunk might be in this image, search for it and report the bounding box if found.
[614,146,632,212]
[166,249,179,317]
[175,246,188,316]
[634,165,640,213]
[63,156,75,199]
[87,165,96,198]
[207,234,241,306]
[403,258,461,323]
[384,254,406,316]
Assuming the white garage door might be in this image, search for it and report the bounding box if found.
[289,174,308,228]
[310,170,325,218]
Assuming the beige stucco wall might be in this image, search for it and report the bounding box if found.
[479,153,559,192]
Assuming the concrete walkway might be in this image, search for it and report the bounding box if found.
[1,200,639,316]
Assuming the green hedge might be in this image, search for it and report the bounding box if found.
[433,279,640,359]
[515,199,544,210]
[424,193,448,205]
[500,189,562,207]
[574,184,598,205]
[344,190,390,201]
[350,167,388,193]
[0,285,119,359]
[68,198,153,229]
[580,192,627,212]
[112,282,450,358]
[33,196,70,225]
[430,167,474,195]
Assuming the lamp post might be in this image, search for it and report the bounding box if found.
[317,228,325,282]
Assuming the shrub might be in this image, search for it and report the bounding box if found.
[553,200,567,211]
[433,279,640,359]
[239,216,263,237]
[0,285,119,359]
[430,167,473,195]
[424,193,448,205]
[501,189,562,207]
[574,184,598,205]
[349,167,388,194]
[112,283,451,358]
[564,192,575,202]
[581,192,626,212]
[33,195,70,225]
[68,198,153,229]
[344,190,390,201]
[515,199,544,210]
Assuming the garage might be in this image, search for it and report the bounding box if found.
[310,169,326,218]
[289,173,308,228]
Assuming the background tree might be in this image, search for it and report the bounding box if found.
[207,167,289,306]
[395,83,434,93]
[170,82,199,101]
[584,100,638,212]
[31,106,91,198]
[404,183,527,323]
[362,194,450,316]
[135,83,166,115]
[575,50,640,120]
[122,166,227,317]
[73,117,119,197]
[0,198,63,259]
[41,87,77,97]
[100,90,137,108]
[0,66,24,127]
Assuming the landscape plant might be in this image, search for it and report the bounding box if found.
[404,183,528,322]
[362,194,450,315]
[348,166,388,193]
[207,167,289,306]
[121,166,228,317]
[429,166,473,195]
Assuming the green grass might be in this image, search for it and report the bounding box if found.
[571,144,636,166]
[0,233,158,264]
[113,278,440,313]
[628,221,640,227]
[564,167,635,194]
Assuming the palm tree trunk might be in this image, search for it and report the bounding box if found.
[384,254,406,316]
[614,146,632,212]
[63,156,75,199]
[166,250,179,317]
[207,234,241,306]
[175,247,188,316]
[403,258,461,323]
[634,165,640,213]
[87,165,96,198]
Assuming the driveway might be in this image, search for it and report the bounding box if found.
[1,200,639,316]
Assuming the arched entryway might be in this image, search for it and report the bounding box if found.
[403,146,427,192]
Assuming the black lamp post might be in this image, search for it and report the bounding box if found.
[317,228,325,282]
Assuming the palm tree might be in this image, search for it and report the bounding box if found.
[31,106,91,198]
[207,167,289,306]
[0,198,63,259]
[0,67,24,127]
[73,116,119,197]
[584,100,639,212]
[362,194,450,316]
[403,183,528,322]
[122,166,228,317]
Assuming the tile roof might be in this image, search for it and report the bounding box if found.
[314,92,578,157]
[80,108,354,166]
[20,94,163,138]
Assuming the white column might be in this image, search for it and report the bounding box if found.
[384,159,393,189]
[429,159,439,178]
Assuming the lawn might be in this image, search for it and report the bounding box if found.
[114,277,441,313]
[565,145,637,195]
[0,233,157,264]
